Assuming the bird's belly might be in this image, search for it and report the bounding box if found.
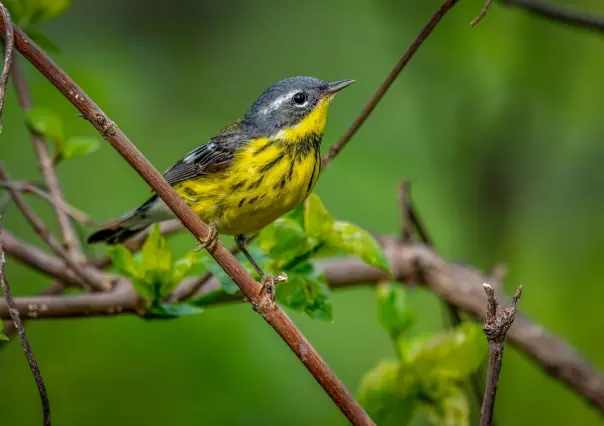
[173,145,320,236]
[219,152,320,235]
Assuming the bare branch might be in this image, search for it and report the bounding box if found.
[0,2,13,133]
[0,180,97,226]
[502,0,604,33]
[472,0,495,26]
[11,55,85,261]
[480,284,523,426]
[0,165,109,291]
[0,21,374,425]
[0,217,51,425]
[1,239,602,415]
[322,0,460,168]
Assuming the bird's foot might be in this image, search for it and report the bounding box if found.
[195,223,219,252]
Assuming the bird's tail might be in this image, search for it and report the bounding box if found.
[87,196,158,245]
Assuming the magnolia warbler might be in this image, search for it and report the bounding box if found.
[87,76,354,290]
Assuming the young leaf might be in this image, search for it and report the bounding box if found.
[107,245,142,278]
[420,386,469,426]
[257,217,310,262]
[25,108,64,143]
[275,267,333,321]
[62,136,100,160]
[148,303,203,319]
[131,277,155,303]
[172,251,201,285]
[141,224,173,298]
[377,283,415,340]
[284,203,305,228]
[329,220,391,274]
[0,320,8,341]
[303,193,334,240]
[357,360,417,426]
[400,322,487,384]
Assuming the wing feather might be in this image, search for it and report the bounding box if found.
[161,125,247,187]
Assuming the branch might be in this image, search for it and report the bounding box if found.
[0,165,109,291]
[502,0,604,33]
[480,284,523,426]
[0,217,51,425]
[472,0,495,26]
[0,2,12,133]
[2,239,602,415]
[0,180,97,226]
[321,0,460,168]
[0,20,374,426]
[11,55,85,261]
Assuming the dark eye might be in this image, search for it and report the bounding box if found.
[293,92,307,105]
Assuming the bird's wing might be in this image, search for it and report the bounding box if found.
[161,125,247,187]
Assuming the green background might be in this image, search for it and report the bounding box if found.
[2,0,604,425]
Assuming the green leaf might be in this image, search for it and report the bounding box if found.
[303,193,334,240]
[284,203,305,228]
[148,303,203,319]
[329,220,391,274]
[28,0,71,24]
[0,320,8,341]
[275,267,333,321]
[62,136,100,160]
[172,251,200,285]
[107,245,141,278]
[421,386,469,426]
[24,27,61,53]
[357,360,417,426]
[400,322,487,386]
[25,108,64,143]
[141,224,173,298]
[377,283,415,340]
[131,277,155,302]
[257,217,310,263]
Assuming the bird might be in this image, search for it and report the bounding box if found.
[87,76,354,293]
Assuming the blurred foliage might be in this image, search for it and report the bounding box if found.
[357,283,486,426]
[1,0,604,425]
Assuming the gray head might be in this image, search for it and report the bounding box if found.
[241,76,354,137]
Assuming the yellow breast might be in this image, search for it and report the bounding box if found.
[173,97,330,236]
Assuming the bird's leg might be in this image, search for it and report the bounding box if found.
[235,234,286,301]
[195,223,219,252]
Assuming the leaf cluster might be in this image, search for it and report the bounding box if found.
[357,283,487,426]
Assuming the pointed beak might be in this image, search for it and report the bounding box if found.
[323,79,355,96]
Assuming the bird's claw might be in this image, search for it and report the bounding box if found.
[195,223,219,252]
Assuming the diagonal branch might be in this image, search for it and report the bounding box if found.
[0,217,51,426]
[501,0,604,33]
[321,0,460,168]
[0,19,374,426]
[11,55,85,261]
[0,165,109,291]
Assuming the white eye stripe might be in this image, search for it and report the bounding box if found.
[259,90,307,115]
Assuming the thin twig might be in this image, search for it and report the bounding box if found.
[0,2,13,133]
[0,180,97,226]
[0,165,109,291]
[0,216,51,425]
[321,0,460,168]
[502,0,604,33]
[472,0,495,26]
[0,21,374,426]
[11,55,85,261]
[399,181,412,243]
[480,284,523,426]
